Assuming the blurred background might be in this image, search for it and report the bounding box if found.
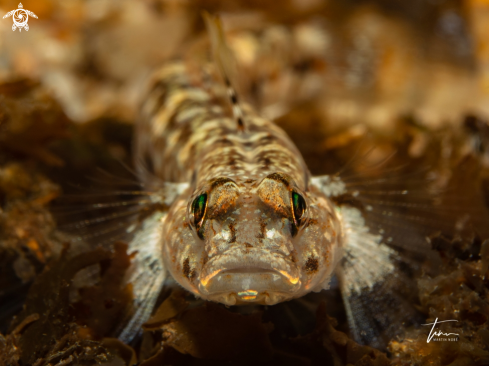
[1,1,489,365]
[0,0,488,128]
[1,0,489,173]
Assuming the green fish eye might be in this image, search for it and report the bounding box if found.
[192,193,208,238]
[292,191,306,226]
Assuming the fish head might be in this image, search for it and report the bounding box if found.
[162,172,343,305]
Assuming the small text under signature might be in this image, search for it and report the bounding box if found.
[421,318,459,343]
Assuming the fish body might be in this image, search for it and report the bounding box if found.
[136,61,343,306]
[111,14,486,347]
[127,56,407,348]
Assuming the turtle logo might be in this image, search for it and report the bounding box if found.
[3,3,38,32]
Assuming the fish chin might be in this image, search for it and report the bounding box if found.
[197,248,302,305]
[205,287,294,306]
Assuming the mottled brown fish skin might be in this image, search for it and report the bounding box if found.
[136,62,308,189]
[135,61,343,306]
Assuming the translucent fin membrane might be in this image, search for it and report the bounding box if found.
[313,148,489,349]
[50,166,188,342]
[115,211,167,343]
[203,11,245,130]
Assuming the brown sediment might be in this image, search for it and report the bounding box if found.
[1,1,489,365]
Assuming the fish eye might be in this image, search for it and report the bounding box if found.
[192,193,208,239]
[291,191,306,227]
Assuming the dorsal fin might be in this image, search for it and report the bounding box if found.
[202,11,245,131]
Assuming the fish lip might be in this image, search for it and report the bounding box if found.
[199,248,301,295]
[206,291,294,306]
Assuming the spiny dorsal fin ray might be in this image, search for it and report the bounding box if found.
[202,11,245,131]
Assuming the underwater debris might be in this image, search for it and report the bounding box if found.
[145,297,274,361]
[0,79,70,166]
[0,1,489,365]
[390,238,489,366]
[0,243,138,366]
[0,162,62,338]
[138,291,391,366]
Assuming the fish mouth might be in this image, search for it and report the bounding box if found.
[198,248,301,305]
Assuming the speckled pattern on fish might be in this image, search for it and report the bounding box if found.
[116,14,437,348]
[135,59,344,307]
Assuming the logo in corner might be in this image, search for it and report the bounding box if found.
[422,318,460,343]
[3,3,38,32]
